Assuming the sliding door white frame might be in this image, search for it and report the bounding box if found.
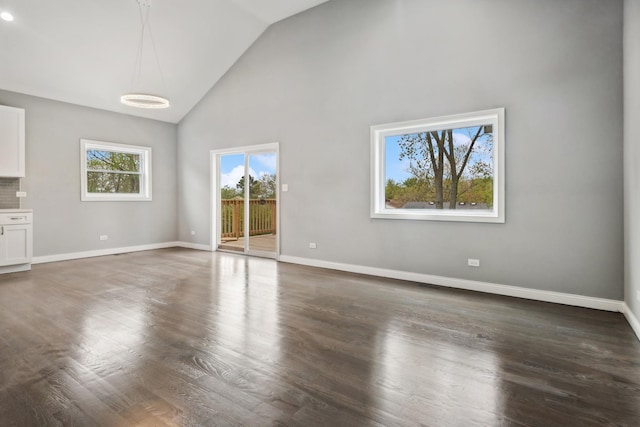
[210,142,280,259]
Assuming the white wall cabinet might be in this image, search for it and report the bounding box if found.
[0,211,32,273]
[0,105,26,177]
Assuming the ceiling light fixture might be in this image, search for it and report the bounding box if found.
[1,11,14,22]
[121,93,170,109]
[121,0,170,109]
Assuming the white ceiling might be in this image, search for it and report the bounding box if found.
[0,0,329,123]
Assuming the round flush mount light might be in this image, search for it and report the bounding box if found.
[120,94,170,109]
[1,11,15,21]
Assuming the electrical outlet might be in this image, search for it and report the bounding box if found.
[16,191,27,197]
[190,230,196,236]
[282,184,289,192]
[309,243,317,249]
[468,258,480,267]
[100,235,108,241]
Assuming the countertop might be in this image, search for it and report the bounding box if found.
[0,209,33,213]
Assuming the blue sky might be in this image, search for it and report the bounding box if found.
[220,153,276,188]
[385,135,412,182]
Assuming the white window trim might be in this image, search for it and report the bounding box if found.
[370,108,505,223]
[80,139,152,201]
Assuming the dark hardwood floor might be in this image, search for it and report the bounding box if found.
[0,248,638,426]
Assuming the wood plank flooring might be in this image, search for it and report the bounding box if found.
[0,248,638,426]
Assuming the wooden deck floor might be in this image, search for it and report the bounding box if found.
[0,248,639,425]
[219,233,277,253]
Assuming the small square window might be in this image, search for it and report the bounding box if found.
[80,139,152,201]
[371,108,505,223]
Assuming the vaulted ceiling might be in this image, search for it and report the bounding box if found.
[0,0,329,123]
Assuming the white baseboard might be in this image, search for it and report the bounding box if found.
[279,255,624,313]
[175,241,212,251]
[31,241,213,265]
[0,263,31,274]
[623,303,640,342]
[32,242,180,264]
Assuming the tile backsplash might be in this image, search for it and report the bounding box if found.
[0,178,20,209]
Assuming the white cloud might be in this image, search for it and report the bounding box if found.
[251,154,276,174]
[220,165,257,189]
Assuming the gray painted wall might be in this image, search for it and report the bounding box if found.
[0,90,178,257]
[624,0,640,319]
[178,0,624,300]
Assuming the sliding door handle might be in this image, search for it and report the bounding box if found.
[0,226,3,236]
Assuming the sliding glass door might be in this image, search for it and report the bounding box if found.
[214,144,278,258]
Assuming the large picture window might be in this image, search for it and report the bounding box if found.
[80,139,152,201]
[371,108,504,222]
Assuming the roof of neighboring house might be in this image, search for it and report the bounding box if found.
[401,201,489,210]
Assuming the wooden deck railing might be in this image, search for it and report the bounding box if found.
[221,199,277,239]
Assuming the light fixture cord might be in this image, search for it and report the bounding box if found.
[128,2,146,91]
[128,0,167,94]
[146,8,168,93]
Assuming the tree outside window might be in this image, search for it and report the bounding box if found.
[371,108,504,223]
[81,140,152,201]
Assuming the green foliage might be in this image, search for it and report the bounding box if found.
[385,179,401,201]
[237,174,258,196]
[236,173,276,199]
[86,150,140,193]
[455,177,493,206]
[256,173,277,199]
[385,176,493,208]
[220,186,239,200]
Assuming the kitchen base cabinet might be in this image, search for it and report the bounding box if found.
[0,211,32,274]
